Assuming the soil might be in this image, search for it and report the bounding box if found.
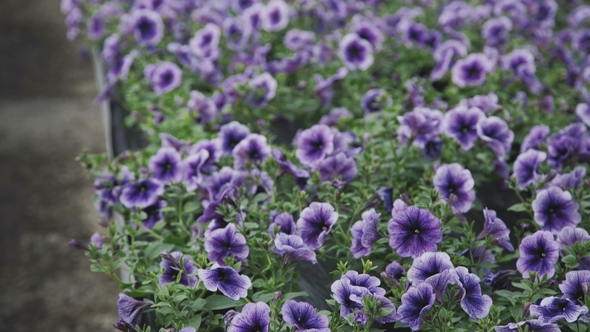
[0,0,119,330]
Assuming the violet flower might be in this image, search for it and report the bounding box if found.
[233,134,272,169]
[198,264,251,300]
[521,125,550,153]
[459,92,500,114]
[513,149,547,189]
[187,91,217,124]
[455,266,492,319]
[552,166,587,190]
[281,300,329,332]
[397,107,444,148]
[159,251,197,287]
[557,227,590,270]
[516,231,560,279]
[227,302,271,332]
[223,17,252,51]
[433,163,475,213]
[501,48,536,78]
[442,106,485,150]
[183,149,209,191]
[148,147,183,184]
[397,283,436,331]
[361,89,392,114]
[576,103,590,126]
[350,209,381,258]
[140,200,166,229]
[268,212,296,236]
[296,202,338,250]
[387,200,442,258]
[247,73,277,108]
[532,187,581,234]
[274,233,317,264]
[560,270,590,305]
[131,9,164,47]
[262,0,290,32]
[284,29,315,51]
[144,62,183,95]
[318,152,358,189]
[481,16,512,46]
[496,321,560,332]
[204,223,249,264]
[331,278,370,318]
[219,121,250,155]
[477,116,514,159]
[189,23,221,59]
[452,53,493,88]
[192,139,223,172]
[530,296,588,323]
[319,107,352,126]
[406,252,456,295]
[338,33,374,71]
[477,208,514,252]
[295,124,334,168]
[117,293,151,327]
[120,179,164,209]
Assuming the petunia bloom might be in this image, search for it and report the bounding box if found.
[455,267,492,319]
[557,227,590,270]
[198,264,251,300]
[560,270,590,305]
[338,33,374,71]
[361,89,392,114]
[530,296,588,323]
[120,179,164,209]
[513,149,547,189]
[189,23,221,59]
[247,73,277,108]
[297,202,338,250]
[281,300,329,332]
[159,251,197,287]
[117,293,151,327]
[477,116,514,159]
[433,163,475,213]
[477,208,514,252]
[576,103,590,126]
[274,233,317,264]
[148,147,183,184]
[532,187,581,234]
[131,9,164,47]
[442,106,485,150]
[398,283,436,331]
[452,53,493,87]
[407,252,457,299]
[521,125,550,153]
[204,223,249,264]
[387,200,442,258]
[233,134,272,169]
[262,0,290,32]
[219,121,250,155]
[318,152,358,189]
[144,61,183,95]
[495,321,560,332]
[228,302,271,332]
[516,231,560,279]
[295,124,334,168]
[350,209,381,258]
[397,107,444,148]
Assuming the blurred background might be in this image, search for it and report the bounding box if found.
[0,0,119,330]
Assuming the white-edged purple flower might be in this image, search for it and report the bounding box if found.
[274,233,316,264]
[532,187,581,234]
[576,103,590,127]
[521,125,550,153]
[433,163,475,213]
[318,152,358,189]
[283,28,315,51]
[187,91,217,124]
[361,88,391,114]
[557,227,590,270]
[131,9,164,47]
[496,320,560,332]
[268,212,295,236]
[442,106,485,150]
[120,179,164,209]
[140,200,166,229]
[330,278,370,318]
[387,200,442,258]
[530,296,588,323]
[352,18,384,52]
[281,300,329,332]
[159,251,197,286]
[262,0,290,32]
[477,116,514,159]
[296,202,338,250]
[459,92,500,114]
[319,107,352,126]
[183,149,209,191]
[189,23,221,59]
[455,266,492,319]
[232,134,271,169]
[223,17,252,51]
[513,149,547,189]
[204,223,249,264]
[516,231,560,279]
[219,121,250,155]
[398,283,436,331]
[247,73,277,108]
[452,53,493,88]
[397,107,444,148]
[295,124,334,168]
[552,166,587,190]
[407,251,456,287]
[338,33,374,71]
[148,147,183,184]
[350,209,381,258]
[227,302,271,332]
[198,264,251,300]
[117,293,151,327]
[501,48,536,78]
[272,149,310,189]
[481,16,512,46]
[560,270,590,305]
[478,208,514,252]
[144,61,183,95]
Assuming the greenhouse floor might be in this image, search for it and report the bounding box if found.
[0,0,118,331]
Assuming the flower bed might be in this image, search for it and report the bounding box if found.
[64,0,590,331]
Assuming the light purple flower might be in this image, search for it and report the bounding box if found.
[247,73,277,108]
[397,107,444,148]
[387,200,442,258]
[219,121,250,155]
[120,179,164,209]
[361,89,392,114]
[350,209,381,258]
[458,92,500,114]
[407,251,455,286]
[481,16,512,46]
[477,116,514,159]
[560,270,590,305]
[117,293,151,327]
[131,9,164,47]
[455,266,492,319]
[148,147,183,184]
[189,23,221,59]
[331,278,370,318]
[517,231,560,279]
[228,302,271,332]
[296,202,338,250]
[442,106,485,150]
[204,223,249,264]
[319,107,352,126]
[576,103,590,127]
[318,152,358,189]
[262,0,290,32]
[352,18,384,52]
[433,163,475,213]
[295,124,334,168]
[496,321,560,332]
[183,149,209,191]
[233,134,272,169]
[145,61,183,95]
[552,166,587,190]
[281,300,329,332]
[521,125,550,153]
[398,283,436,331]
[284,29,315,51]
[187,91,217,124]
[478,208,514,252]
[532,187,581,234]
[223,17,252,51]
[513,149,547,189]
[159,251,197,286]
[530,296,588,323]
[338,33,374,71]
[452,53,493,88]
[274,233,316,264]
[198,264,251,300]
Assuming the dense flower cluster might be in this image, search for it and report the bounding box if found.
[65,0,590,331]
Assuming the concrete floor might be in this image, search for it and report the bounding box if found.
[0,0,119,330]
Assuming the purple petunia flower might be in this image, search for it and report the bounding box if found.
[452,53,493,88]
[350,209,381,258]
[262,0,290,32]
[219,122,250,155]
[557,227,590,270]
[223,17,252,51]
[296,202,338,250]
[433,163,475,213]
[560,270,590,305]
[148,147,183,184]
[576,103,590,127]
[131,9,164,47]
[233,134,272,169]
[295,124,334,168]
[387,200,442,258]
[198,264,251,300]
[407,252,456,294]
[247,73,277,108]
[361,89,392,114]
[377,187,393,213]
[442,106,485,150]
[530,296,588,323]
[552,166,587,190]
[284,28,315,51]
[455,267,492,319]
[532,187,581,234]
[513,149,547,189]
[397,107,444,148]
[159,251,197,287]
[318,152,358,189]
[521,125,550,153]
[319,107,352,126]
[477,116,514,159]
[501,48,536,78]
[187,91,217,124]
[281,300,329,332]
[183,149,209,191]
[342,270,386,296]
[140,200,166,229]
[144,61,183,95]
[228,302,271,332]
[517,231,560,279]
[338,33,374,71]
[478,208,514,252]
[458,92,500,115]
[268,212,296,236]
[331,278,371,318]
[274,233,317,264]
[205,223,249,264]
[384,261,405,283]
[191,139,223,173]
[313,67,348,106]
[120,179,164,209]
[189,23,221,59]
[272,150,310,189]
[117,293,151,327]
[481,16,512,46]
[496,321,560,332]
[398,283,436,331]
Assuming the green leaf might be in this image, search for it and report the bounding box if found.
[188,315,202,329]
[282,291,309,301]
[252,292,274,303]
[145,242,175,259]
[507,203,527,212]
[187,299,207,311]
[204,295,240,310]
